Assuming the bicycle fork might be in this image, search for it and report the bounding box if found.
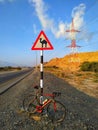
[53,101,56,112]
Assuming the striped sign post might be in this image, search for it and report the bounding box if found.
[40,49,44,105]
[31,30,53,105]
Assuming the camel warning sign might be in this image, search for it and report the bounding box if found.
[31,30,54,50]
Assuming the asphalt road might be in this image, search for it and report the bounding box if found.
[0,68,33,84]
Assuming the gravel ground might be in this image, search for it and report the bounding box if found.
[0,70,98,130]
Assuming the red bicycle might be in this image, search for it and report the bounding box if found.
[23,85,66,123]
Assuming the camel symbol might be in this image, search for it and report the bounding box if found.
[40,38,47,48]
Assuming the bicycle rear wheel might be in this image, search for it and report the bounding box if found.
[23,94,39,112]
[47,100,66,123]
[28,96,40,114]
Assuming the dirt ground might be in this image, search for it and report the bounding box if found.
[64,71,98,99]
[0,70,98,130]
[45,68,98,99]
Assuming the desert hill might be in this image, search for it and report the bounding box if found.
[45,51,98,70]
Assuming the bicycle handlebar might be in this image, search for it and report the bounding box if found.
[43,92,61,98]
[52,92,61,97]
[33,85,61,98]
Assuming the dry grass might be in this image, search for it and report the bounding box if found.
[45,67,98,99]
[45,51,98,70]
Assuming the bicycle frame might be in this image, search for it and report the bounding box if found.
[26,87,66,123]
[32,86,61,114]
[36,95,57,113]
[36,99,51,113]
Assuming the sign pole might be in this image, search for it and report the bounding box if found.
[36,51,38,71]
[31,30,54,105]
[40,49,44,105]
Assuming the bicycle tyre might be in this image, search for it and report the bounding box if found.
[27,96,40,114]
[22,94,39,112]
[47,100,66,123]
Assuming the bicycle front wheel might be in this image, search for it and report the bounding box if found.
[47,100,66,123]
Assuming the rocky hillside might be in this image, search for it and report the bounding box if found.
[45,51,98,70]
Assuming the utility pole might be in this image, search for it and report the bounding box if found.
[66,18,81,71]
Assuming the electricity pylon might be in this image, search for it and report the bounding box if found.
[66,18,81,71]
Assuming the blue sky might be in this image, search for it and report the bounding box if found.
[0,0,98,66]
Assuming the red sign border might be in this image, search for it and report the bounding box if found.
[31,30,54,50]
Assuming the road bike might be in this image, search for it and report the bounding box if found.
[22,85,66,123]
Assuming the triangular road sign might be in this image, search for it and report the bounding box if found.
[31,30,54,50]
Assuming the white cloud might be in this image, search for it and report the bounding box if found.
[29,0,53,30]
[52,21,67,38]
[30,0,93,42]
[72,3,86,30]
[72,4,94,42]
[55,4,86,39]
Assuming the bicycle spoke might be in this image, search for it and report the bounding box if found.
[47,100,66,123]
[23,94,40,112]
[28,97,40,114]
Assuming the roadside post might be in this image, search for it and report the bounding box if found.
[31,30,53,105]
